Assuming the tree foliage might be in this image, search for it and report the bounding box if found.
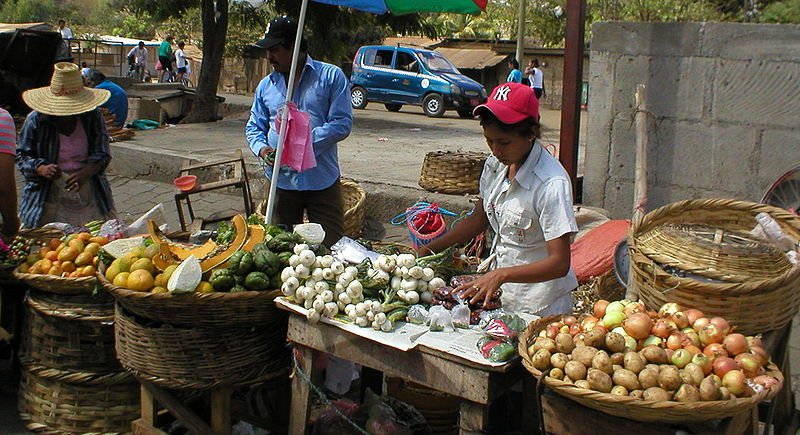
[759,0,800,22]
[0,0,59,23]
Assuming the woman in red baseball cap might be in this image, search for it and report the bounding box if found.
[419,82,578,316]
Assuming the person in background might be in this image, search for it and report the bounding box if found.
[418,83,577,316]
[158,34,174,83]
[506,59,522,84]
[127,41,148,82]
[0,107,19,240]
[245,16,353,248]
[57,19,73,40]
[174,42,187,84]
[17,62,116,229]
[525,58,547,100]
[80,62,91,78]
[84,70,128,128]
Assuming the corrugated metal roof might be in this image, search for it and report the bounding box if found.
[435,47,507,70]
[384,36,440,49]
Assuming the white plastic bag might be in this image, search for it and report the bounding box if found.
[294,223,325,244]
[428,305,454,332]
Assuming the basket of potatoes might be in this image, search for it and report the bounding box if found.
[518,300,783,423]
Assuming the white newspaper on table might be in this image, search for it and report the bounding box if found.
[276,297,539,367]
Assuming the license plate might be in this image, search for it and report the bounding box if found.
[470,98,478,106]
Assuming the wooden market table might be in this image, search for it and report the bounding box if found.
[285,313,535,435]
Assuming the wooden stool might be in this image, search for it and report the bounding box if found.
[174,149,253,231]
[133,381,232,435]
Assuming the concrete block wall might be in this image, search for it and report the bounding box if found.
[584,22,800,218]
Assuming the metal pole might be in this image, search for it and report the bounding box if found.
[558,0,586,196]
[515,0,526,65]
[264,0,309,225]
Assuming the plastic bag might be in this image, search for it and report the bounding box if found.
[125,203,167,236]
[483,318,516,341]
[752,212,798,252]
[406,305,429,325]
[275,102,316,172]
[294,223,325,245]
[428,305,454,332]
[451,302,470,329]
[488,342,516,362]
[331,236,379,264]
[478,309,506,329]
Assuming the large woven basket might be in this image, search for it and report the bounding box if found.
[13,266,96,295]
[630,199,800,335]
[18,363,139,434]
[518,316,783,423]
[256,178,366,238]
[419,151,488,195]
[114,304,290,390]
[98,269,283,328]
[20,291,120,373]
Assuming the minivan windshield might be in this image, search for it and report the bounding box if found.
[417,51,459,74]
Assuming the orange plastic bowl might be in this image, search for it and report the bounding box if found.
[173,175,197,192]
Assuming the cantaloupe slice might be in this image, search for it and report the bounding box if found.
[147,220,218,260]
[241,225,266,252]
[198,214,248,272]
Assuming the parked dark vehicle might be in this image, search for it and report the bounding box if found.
[350,45,487,118]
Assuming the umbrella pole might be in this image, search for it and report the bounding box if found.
[627,84,648,299]
[264,0,310,226]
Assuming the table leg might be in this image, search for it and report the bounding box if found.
[211,388,232,435]
[140,384,158,428]
[521,375,539,435]
[289,344,314,435]
[459,401,489,435]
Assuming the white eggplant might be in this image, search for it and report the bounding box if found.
[280,267,296,282]
[315,281,330,294]
[344,266,359,275]
[408,266,424,280]
[331,261,345,275]
[320,255,334,268]
[390,276,402,290]
[306,308,320,323]
[294,243,310,255]
[420,291,433,304]
[295,264,311,279]
[311,268,324,281]
[289,254,301,268]
[298,250,316,267]
[405,290,420,305]
[400,278,418,292]
[427,277,446,291]
[380,320,393,332]
[312,298,325,312]
[322,268,335,280]
[375,312,387,325]
[320,290,334,303]
[422,267,435,281]
[356,316,369,327]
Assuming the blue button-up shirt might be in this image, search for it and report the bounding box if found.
[95,80,128,127]
[245,55,353,191]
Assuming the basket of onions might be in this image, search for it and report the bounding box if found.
[519,300,783,423]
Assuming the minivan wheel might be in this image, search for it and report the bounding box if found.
[351,86,368,109]
[457,110,474,119]
[422,94,445,118]
[385,103,402,112]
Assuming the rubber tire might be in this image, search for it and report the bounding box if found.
[422,94,445,118]
[385,103,402,112]
[457,110,474,119]
[351,86,368,109]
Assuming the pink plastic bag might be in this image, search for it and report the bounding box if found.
[275,102,316,172]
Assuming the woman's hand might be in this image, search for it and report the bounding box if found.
[36,164,61,180]
[456,269,506,307]
[65,163,100,191]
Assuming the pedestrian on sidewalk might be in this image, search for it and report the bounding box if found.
[174,42,188,84]
[417,82,577,317]
[0,106,19,240]
[157,34,174,83]
[245,16,353,248]
[506,58,522,84]
[127,41,148,82]
[16,62,117,229]
[524,59,546,100]
[85,69,129,127]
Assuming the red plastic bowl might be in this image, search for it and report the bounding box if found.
[173,175,197,192]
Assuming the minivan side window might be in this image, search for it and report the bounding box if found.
[363,48,394,69]
[395,51,419,73]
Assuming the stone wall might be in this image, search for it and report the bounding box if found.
[584,22,800,218]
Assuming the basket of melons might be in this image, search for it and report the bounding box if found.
[519,300,783,423]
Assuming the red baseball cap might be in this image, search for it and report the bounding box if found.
[473,82,539,123]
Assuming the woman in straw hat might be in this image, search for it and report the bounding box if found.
[16,62,117,228]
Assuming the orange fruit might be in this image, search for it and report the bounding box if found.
[69,271,81,278]
[39,258,52,271]
[113,272,130,287]
[58,246,79,262]
[28,265,42,275]
[47,238,61,250]
[84,242,101,255]
[105,264,121,281]
[196,281,214,293]
[81,265,96,277]
[126,269,154,292]
[61,261,76,273]
[78,232,92,241]
[18,263,30,273]
[48,266,61,276]
[151,286,168,294]
[130,258,155,274]
[89,236,109,245]
[45,250,58,261]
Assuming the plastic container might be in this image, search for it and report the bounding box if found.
[173,175,197,192]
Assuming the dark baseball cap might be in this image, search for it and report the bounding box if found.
[254,16,299,49]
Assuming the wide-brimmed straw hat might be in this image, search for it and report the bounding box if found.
[23,62,110,116]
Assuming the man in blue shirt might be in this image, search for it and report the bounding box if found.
[85,70,128,127]
[245,16,353,247]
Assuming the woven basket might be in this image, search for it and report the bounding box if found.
[256,178,366,238]
[630,199,800,335]
[419,151,488,195]
[20,291,120,373]
[573,270,625,315]
[13,266,96,295]
[18,363,139,434]
[98,269,283,328]
[636,224,791,282]
[341,178,366,238]
[114,304,290,390]
[518,316,784,423]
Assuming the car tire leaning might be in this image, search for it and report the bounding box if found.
[351,86,368,109]
[385,103,402,112]
[422,93,445,118]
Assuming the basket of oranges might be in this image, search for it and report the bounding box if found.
[13,232,109,295]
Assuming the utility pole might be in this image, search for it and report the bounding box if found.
[515,0,526,64]
[559,0,587,195]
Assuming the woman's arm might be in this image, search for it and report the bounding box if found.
[416,199,489,256]
[0,154,19,238]
[458,233,572,306]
